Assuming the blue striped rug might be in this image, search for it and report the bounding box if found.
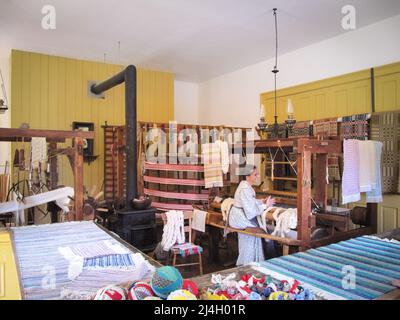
[11,221,148,300]
[259,236,400,300]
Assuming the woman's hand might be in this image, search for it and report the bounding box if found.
[263,196,276,207]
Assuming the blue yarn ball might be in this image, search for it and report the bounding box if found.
[150,266,183,299]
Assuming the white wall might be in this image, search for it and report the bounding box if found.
[174,80,199,124]
[0,46,11,167]
[198,14,400,128]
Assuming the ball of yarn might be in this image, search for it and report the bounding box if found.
[150,266,183,299]
[167,289,197,300]
[182,279,199,297]
[128,282,155,300]
[248,292,262,300]
[94,285,127,300]
[144,296,163,300]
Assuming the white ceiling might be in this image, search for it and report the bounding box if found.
[1,0,400,82]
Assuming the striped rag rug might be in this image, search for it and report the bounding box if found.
[257,236,400,300]
[11,221,154,300]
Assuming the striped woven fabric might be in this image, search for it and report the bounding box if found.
[370,111,400,194]
[202,143,223,188]
[339,114,370,140]
[172,242,203,257]
[11,221,153,300]
[313,118,338,138]
[288,121,312,138]
[259,236,400,300]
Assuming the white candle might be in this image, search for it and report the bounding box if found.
[287,98,294,115]
[260,103,265,119]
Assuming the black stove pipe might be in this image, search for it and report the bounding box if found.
[91,65,137,209]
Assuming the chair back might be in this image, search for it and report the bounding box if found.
[161,211,193,243]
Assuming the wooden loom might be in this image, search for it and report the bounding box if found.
[207,137,378,253]
[103,122,247,211]
[0,128,94,221]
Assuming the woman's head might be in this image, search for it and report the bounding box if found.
[245,165,259,185]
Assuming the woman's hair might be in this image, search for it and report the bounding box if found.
[245,165,257,177]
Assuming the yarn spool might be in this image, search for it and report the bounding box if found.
[150,266,183,299]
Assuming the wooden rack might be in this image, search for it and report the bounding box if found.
[0,127,94,221]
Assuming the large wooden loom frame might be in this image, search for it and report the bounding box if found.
[102,122,248,210]
[0,128,94,221]
[207,137,378,253]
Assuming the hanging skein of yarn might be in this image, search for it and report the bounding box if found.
[161,210,185,251]
[151,266,183,299]
[128,282,155,300]
[93,285,127,300]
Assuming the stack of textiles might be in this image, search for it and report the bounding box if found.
[370,111,400,194]
[339,113,370,140]
[288,121,312,138]
[312,118,338,138]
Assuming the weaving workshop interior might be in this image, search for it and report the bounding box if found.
[1,0,400,302]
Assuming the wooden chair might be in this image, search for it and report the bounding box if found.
[161,211,203,276]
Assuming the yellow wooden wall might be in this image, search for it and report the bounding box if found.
[0,231,21,300]
[260,61,400,233]
[11,49,174,191]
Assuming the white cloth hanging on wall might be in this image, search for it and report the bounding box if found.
[30,137,47,169]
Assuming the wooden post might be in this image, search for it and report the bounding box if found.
[297,150,312,250]
[366,203,378,234]
[48,142,59,223]
[73,137,84,221]
[314,153,328,208]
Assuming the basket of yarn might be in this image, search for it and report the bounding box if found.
[150,266,183,299]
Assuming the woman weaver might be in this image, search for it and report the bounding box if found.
[228,166,276,266]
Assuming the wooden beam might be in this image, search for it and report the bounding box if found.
[296,138,342,154]
[314,153,328,208]
[0,128,95,140]
[73,137,84,221]
[297,150,312,250]
[310,227,373,247]
[366,203,378,234]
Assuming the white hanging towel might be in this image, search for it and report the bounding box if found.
[161,210,185,251]
[358,141,377,192]
[192,209,207,233]
[366,141,383,203]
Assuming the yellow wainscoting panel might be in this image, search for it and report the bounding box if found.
[261,69,372,123]
[374,61,400,112]
[11,50,174,193]
[0,231,22,300]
